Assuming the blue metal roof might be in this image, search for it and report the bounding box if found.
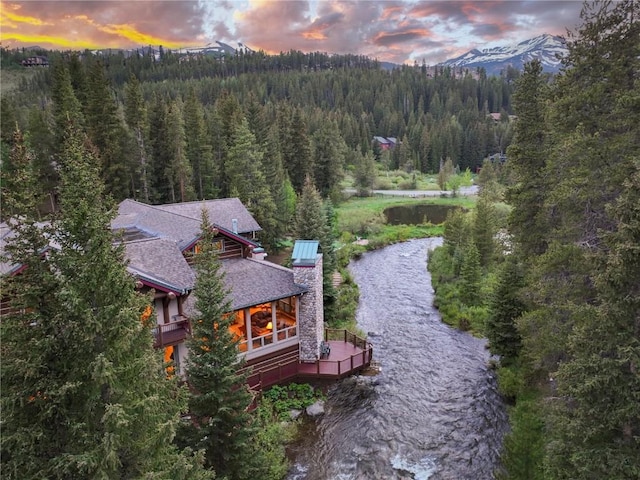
[292,240,319,266]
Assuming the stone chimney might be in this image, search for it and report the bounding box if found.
[292,240,324,362]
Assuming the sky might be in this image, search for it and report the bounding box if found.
[0,0,584,64]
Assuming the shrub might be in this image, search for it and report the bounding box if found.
[262,383,324,420]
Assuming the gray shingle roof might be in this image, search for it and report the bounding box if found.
[153,198,262,234]
[114,200,201,250]
[124,237,195,294]
[220,258,307,310]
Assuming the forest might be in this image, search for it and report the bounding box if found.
[1,37,516,251]
[428,1,639,478]
[1,0,638,478]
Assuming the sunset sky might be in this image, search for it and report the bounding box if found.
[1,0,583,64]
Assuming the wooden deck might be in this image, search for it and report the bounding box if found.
[241,329,373,390]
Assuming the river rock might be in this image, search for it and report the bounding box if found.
[305,400,325,418]
[289,409,302,420]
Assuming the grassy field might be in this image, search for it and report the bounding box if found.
[336,194,475,241]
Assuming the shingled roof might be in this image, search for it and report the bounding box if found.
[153,198,261,234]
[124,237,195,294]
[220,257,308,310]
[113,199,262,250]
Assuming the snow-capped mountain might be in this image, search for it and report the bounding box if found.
[439,34,567,75]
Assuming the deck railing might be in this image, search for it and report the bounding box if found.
[239,328,374,390]
[153,317,191,347]
[324,328,371,350]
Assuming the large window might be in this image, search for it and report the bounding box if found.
[227,296,299,354]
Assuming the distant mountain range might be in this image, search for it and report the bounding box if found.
[438,34,567,75]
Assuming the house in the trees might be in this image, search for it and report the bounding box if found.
[372,136,398,150]
[21,56,49,67]
[2,198,373,390]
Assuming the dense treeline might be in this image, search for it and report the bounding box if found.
[431,1,639,478]
[2,46,516,243]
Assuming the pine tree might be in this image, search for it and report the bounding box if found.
[548,166,640,479]
[294,177,337,311]
[85,59,131,200]
[50,60,84,160]
[263,124,292,249]
[184,88,214,199]
[353,149,376,196]
[294,176,327,243]
[148,94,172,203]
[225,118,278,246]
[124,74,151,202]
[1,129,62,479]
[473,197,497,267]
[166,100,195,203]
[1,121,211,479]
[177,210,253,479]
[443,208,470,257]
[285,108,312,193]
[487,258,525,365]
[312,121,345,198]
[460,242,481,306]
[505,60,550,259]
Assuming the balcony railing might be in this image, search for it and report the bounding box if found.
[153,316,191,347]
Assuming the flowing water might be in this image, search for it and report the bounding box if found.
[287,238,508,480]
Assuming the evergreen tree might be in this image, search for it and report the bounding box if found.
[124,74,151,202]
[460,242,481,306]
[284,108,312,193]
[487,258,525,365]
[353,149,376,196]
[177,210,253,479]
[262,124,292,249]
[148,94,172,203]
[294,176,327,244]
[437,157,454,191]
[85,60,131,200]
[443,208,470,257]
[294,177,338,311]
[1,121,211,479]
[50,60,84,159]
[473,197,497,267]
[496,400,545,480]
[506,60,550,259]
[225,118,277,247]
[1,129,62,479]
[166,100,195,203]
[311,120,345,198]
[184,88,215,199]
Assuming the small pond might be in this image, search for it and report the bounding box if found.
[384,204,463,226]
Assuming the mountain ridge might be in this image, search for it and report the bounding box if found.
[438,34,568,75]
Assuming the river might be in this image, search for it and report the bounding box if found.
[287,238,508,480]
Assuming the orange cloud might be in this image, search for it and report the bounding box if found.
[1,32,100,50]
[0,2,52,26]
[1,1,207,50]
[98,24,191,49]
[302,30,327,40]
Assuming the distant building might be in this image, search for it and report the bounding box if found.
[21,56,49,67]
[373,136,398,150]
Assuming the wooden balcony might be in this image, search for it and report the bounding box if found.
[240,329,374,391]
[153,316,191,347]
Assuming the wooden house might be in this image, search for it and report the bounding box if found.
[1,198,373,390]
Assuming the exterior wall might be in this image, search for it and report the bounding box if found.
[293,254,324,362]
[153,296,180,324]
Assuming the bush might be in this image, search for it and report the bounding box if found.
[262,383,324,420]
[497,365,524,400]
[374,177,394,190]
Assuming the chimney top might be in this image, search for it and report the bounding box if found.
[292,240,319,267]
